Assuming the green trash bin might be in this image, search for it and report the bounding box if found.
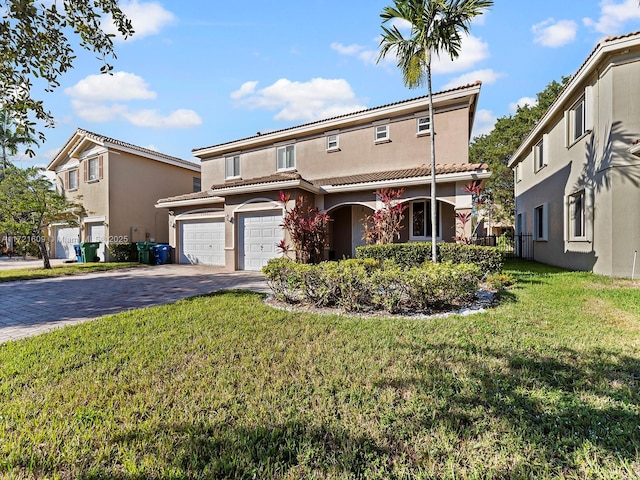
[80,242,101,263]
[136,242,157,265]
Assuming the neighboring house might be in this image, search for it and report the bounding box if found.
[48,129,201,261]
[509,31,640,277]
[157,83,489,271]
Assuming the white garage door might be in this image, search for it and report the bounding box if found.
[55,226,80,259]
[180,220,225,265]
[238,211,283,271]
[87,223,106,262]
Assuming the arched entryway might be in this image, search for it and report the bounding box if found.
[327,203,375,260]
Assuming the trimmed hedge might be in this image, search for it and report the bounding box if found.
[263,257,482,314]
[355,242,503,274]
[108,242,139,262]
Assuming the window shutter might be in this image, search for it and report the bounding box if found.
[542,134,549,166]
[542,203,549,241]
[563,195,569,242]
[531,145,536,171]
[564,110,570,148]
[83,160,88,182]
[98,155,104,179]
[585,187,593,242]
[64,171,69,190]
[584,85,594,132]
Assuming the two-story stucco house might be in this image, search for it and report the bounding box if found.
[157,83,489,271]
[48,129,201,261]
[509,31,640,277]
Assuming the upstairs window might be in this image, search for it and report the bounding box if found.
[276,145,295,170]
[571,97,586,143]
[225,155,240,178]
[417,116,431,134]
[534,138,546,171]
[193,176,201,192]
[375,125,389,143]
[68,169,78,190]
[327,134,339,151]
[86,156,102,182]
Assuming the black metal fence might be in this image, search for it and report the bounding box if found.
[472,233,533,260]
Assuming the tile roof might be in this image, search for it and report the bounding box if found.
[75,128,199,169]
[157,190,222,204]
[193,82,482,152]
[209,171,316,192]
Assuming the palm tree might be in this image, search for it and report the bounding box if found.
[378,0,493,262]
[0,109,38,177]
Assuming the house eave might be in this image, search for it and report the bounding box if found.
[155,196,225,209]
[207,179,322,196]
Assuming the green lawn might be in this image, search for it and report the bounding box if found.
[1,260,639,479]
[0,262,143,283]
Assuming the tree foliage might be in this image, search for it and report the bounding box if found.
[0,166,82,269]
[469,77,569,223]
[363,188,407,245]
[0,109,38,174]
[0,0,133,142]
[378,0,493,262]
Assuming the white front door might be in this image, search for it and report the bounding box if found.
[179,220,225,265]
[55,226,80,259]
[238,211,283,271]
[87,223,106,262]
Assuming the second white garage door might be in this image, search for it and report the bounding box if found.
[55,226,80,259]
[238,211,283,271]
[180,220,225,265]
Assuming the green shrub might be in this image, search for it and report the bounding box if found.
[405,262,481,310]
[108,242,138,262]
[357,242,502,274]
[486,272,516,290]
[262,257,305,303]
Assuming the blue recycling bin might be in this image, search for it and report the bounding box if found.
[73,244,83,263]
[152,244,171,265]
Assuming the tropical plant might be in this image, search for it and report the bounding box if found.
[0,110,38,175]
[378,0,493,262]
[278,191,329,264]
[0,166,83,269]
[363,188,407,244]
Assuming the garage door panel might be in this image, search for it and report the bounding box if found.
[180,220,225,266]
[55,226,80,259]
[238,211,283,271]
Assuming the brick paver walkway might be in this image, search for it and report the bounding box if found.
[0,265,268,343]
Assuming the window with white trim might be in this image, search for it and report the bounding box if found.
[276,145,295,170]
[68,169,78,190]
[569,190,585,240]
[570,97,586,143]
[534,203,548,241]
[327,134,339,151]
[417,116,431,134]
[225,155,240,178]
[410,200,440,240]
[534,138,545,171]
[515,162,522,183]
[374,125,389,143]
[88,157,99,181]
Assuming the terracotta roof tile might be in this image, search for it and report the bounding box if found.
[157,190,221,204]
[209,171,315,192]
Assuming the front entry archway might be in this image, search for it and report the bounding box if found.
[328,204,373,260]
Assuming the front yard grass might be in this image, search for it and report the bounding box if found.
[0,262,143,283]
[0,260,639,479]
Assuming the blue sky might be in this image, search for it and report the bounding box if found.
[18,0,640,170]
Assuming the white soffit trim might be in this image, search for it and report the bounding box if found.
[207,179,322,196]
[321,171,491,193]
[83,216,106,223]
[155,196,225,209]
[175,211,225,221]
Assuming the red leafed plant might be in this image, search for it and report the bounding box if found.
[455,180,485,243]
[278,191,329,263]
[363,188,407,245]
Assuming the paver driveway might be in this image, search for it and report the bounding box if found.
[0,265,268,343]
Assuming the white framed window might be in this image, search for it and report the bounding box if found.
[276,145,295,170]
[417,116,431,135]
[88,157,99,181]
[374,125,389,143]
[534,138,546,171]
[515,163,522,183]
[534,203,548,241]
[565,88,592,147]
[327,134,339,151]
[571,97,586,143]
[68,169,78,190]
[409,200,440,240]
[569,190,586,240]
[225,155,240,178]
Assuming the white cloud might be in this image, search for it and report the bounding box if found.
[64,71,156,102]
[431,35,490,74]
[509,96,538,113]
[472,109,497,138]
[390,18,412,31]
[231,78,367,122]
[584,0,640,35]
[532,19,577,47]
[332,33,489,74]
[65,71,201,129]
[102,0,176,41]
[230,81,259,99]
[441,69,504,90]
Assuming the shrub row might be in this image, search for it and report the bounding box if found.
[263,257,482,314]
[107,242,138,262]
[355,242,503,274]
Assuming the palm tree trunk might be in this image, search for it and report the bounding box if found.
[427,63,437,263]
